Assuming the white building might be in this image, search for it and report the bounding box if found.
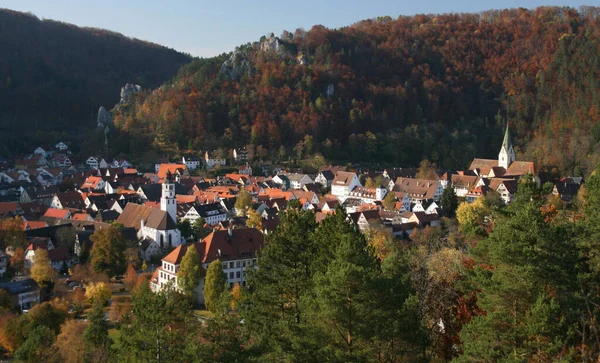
[182,156,201,170]
[117,174,182,250]
[151,227,264,303]
[287,173,314,190]
[331,171,362,203]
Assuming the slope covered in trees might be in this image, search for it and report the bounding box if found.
[112,6,600,175]
[0,9,191,133]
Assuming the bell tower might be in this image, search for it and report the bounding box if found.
[161,171,177,222]
[498,123,516,169]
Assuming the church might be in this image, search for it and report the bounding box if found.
[453,124,536,204]
[117,172,182,253]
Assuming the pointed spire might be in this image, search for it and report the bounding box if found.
[502,122,512,151]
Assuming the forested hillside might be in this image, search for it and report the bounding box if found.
[112,6,600,175]
[0,9,191,133]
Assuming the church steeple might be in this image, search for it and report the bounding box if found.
[161,171,177,222]
[498,123,516,169]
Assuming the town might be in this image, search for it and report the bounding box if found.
[0,123,581,310]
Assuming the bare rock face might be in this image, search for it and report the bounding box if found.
[97,106,112,129]
[120,83,142,104]
[220,47,250,80]
[326,84,334,98]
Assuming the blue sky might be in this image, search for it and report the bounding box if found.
[0,0,592,57]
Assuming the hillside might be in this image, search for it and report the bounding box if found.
[112,6,600,175]
[0,9,192,134]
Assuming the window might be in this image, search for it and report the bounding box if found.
[236,261,241,268]
[236,271,241,278]
[229,262,234,269]
[242,261,246,268]
[229,272,234,279]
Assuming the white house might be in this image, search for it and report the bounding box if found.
[204,151,226,168]
[232,148,248,163]
[34,147,47,157]
[238,163,252,176]
[86,157,99,170]
[347,185,387,203]
[314,170,335,189]
[287,173,314,190]
[55,142,68,151]
[182,156,201,170]
[151,227,264,303]
[331,171,361,203]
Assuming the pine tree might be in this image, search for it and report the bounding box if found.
[440,187,458,217]
[244,208,319,360]
[84,302,109,349]
[118,283,193,361]
[203,260,227,312]
[313,233,381,360]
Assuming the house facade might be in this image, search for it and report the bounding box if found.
[151,227,264,303]
[331,171,362,202]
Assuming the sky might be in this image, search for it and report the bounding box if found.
[0,0,593,57]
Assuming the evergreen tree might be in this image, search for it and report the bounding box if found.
[13,325,55,362]
[458,197,578,361]
[440,187,458,218]
[178,246,204,300]
[203,260,227,312]
[312,232,381,360]
[118,283,193,361]
[244,208,319,360]
[84,302,110,353]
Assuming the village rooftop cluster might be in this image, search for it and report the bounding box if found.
[0,125,583,308]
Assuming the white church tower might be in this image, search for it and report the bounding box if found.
[498,123,516,169]
[161,171,177,222]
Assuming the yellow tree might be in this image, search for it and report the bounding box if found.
[246,208,263,230]
[456,198,490,236]
[85,282,112,306]
[30,249,58,286]
[367,227,393,260]
[235,187,252,216]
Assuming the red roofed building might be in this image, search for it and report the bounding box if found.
[151,227,264,303]
[43,208,71,219]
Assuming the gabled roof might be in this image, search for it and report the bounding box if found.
[0,202,18,217]
[43,208,70,219]
[117,203,177,231]
[317,170,335,181]
[54,191,85,209]
[332,171,358,187]
[157,164,187,181]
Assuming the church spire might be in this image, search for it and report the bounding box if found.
[498,122,516,169]
[502,122,512,152]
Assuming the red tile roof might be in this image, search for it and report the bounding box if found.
[43,208,70,219]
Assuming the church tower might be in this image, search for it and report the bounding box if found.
[498,123,516,169]
[161,171,177,222]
